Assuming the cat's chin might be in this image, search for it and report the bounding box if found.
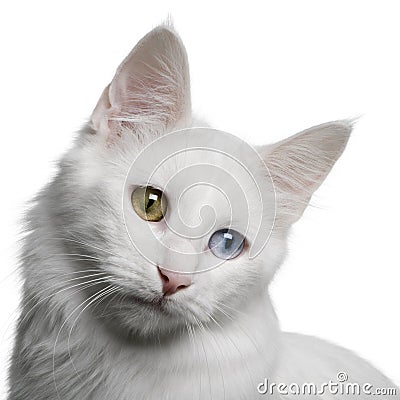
[95,285,209,338]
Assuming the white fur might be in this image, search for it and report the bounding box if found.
[9,24,398,400]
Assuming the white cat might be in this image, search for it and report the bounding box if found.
[9,24,398,400]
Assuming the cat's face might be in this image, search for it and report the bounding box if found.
[59,25,351,338]
[66,127,282,337]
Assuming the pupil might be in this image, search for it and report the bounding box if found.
[145,192,159,211]
[146,198,155,210]
[224,232,233,250]
[224,238,232,249]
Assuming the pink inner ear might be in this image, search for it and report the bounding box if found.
[91,85,111,131]
[261,121,352,226]
[90,26,191,137]
[110,73,186,128]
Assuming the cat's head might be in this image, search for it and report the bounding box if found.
[55,25,351,338]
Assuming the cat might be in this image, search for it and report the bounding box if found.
[8,24,398,400]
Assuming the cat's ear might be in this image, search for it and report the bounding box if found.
[91,25,191,136]
[260,120,352,227]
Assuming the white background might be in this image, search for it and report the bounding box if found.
[1,0,399,396]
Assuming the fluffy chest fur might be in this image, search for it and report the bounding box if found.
[12,281,280,400]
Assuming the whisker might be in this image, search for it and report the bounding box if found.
[50,251,134,273]
[193,316,212,400]
[66,285,120,384]
[20,275,110,326]
[49,235,119,258]
[215,301,261,353]
[199,315,226,400]
[52,285,113,400]
[52,253,102,261]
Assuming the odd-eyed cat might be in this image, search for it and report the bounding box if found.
[9,24,398,399]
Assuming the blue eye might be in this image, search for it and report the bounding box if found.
[208,229,245,260]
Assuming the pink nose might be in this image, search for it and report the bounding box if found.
[158,267,192,296]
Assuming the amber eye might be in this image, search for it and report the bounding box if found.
[131,186,167,222]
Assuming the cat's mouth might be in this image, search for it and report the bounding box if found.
[128,293,167,308]
[119,289,180,314]
[104,279,196,324]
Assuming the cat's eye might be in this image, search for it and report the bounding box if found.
[208,229,245,260]
[131,186,167,222]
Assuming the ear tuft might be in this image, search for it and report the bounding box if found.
[261,120,353,227]
[91,25,191,136]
